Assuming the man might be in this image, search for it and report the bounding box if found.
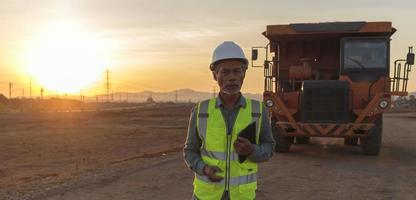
[183,41,275,200]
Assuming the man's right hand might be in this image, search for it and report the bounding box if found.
[203,165,223,182]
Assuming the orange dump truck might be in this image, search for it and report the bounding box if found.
[252,21,414,155]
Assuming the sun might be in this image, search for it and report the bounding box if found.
[22,21,109,94]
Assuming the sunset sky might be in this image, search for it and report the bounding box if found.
[0,0,415,97]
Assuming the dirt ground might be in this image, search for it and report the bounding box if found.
[0,104,415,200]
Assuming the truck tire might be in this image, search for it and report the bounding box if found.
[344,138,358,146]
[296,136,310,144]
[361,117,383,155]
[272,125,291,152]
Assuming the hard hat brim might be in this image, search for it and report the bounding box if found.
[210,58,248,71]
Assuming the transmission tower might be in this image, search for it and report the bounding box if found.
[40,87,44,99]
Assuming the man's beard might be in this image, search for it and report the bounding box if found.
[222,87,241,95]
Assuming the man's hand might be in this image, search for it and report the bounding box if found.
[203,165,223,182]
[234,137,254,156]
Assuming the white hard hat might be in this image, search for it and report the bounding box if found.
[210,41,248,71]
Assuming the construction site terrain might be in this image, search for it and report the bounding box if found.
[0,104,415,200]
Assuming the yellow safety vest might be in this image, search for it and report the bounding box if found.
[193,97,262,200]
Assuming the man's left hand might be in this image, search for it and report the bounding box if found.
[234,137,254,156]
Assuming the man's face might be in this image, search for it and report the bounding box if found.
[213,60,246,95]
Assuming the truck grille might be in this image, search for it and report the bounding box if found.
[301,80,349,123]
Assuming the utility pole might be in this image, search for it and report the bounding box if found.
[29,77,32,98]
[8,82,12,104]
[9,82,12,100]
[100,88,103,103]
[105,69,111,103]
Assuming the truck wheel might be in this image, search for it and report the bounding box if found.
[296,137,310,144]
[344,138,358,146]
[361,117,383,155]
[272,125,291,152]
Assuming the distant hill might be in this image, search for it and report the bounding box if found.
[83,89,415,103]
[84,89,263,103]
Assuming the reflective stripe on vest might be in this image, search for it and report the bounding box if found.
[195,173,257,186]
[197,99,209,141]
[201,149,239,161]
[251,100,261,143]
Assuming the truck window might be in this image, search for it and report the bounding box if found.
[343,40,387,70]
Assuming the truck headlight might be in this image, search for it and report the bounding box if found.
[265,99,274,107]
[379,100,389,109]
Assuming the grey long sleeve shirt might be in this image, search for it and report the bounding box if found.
[183,95,275,175]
